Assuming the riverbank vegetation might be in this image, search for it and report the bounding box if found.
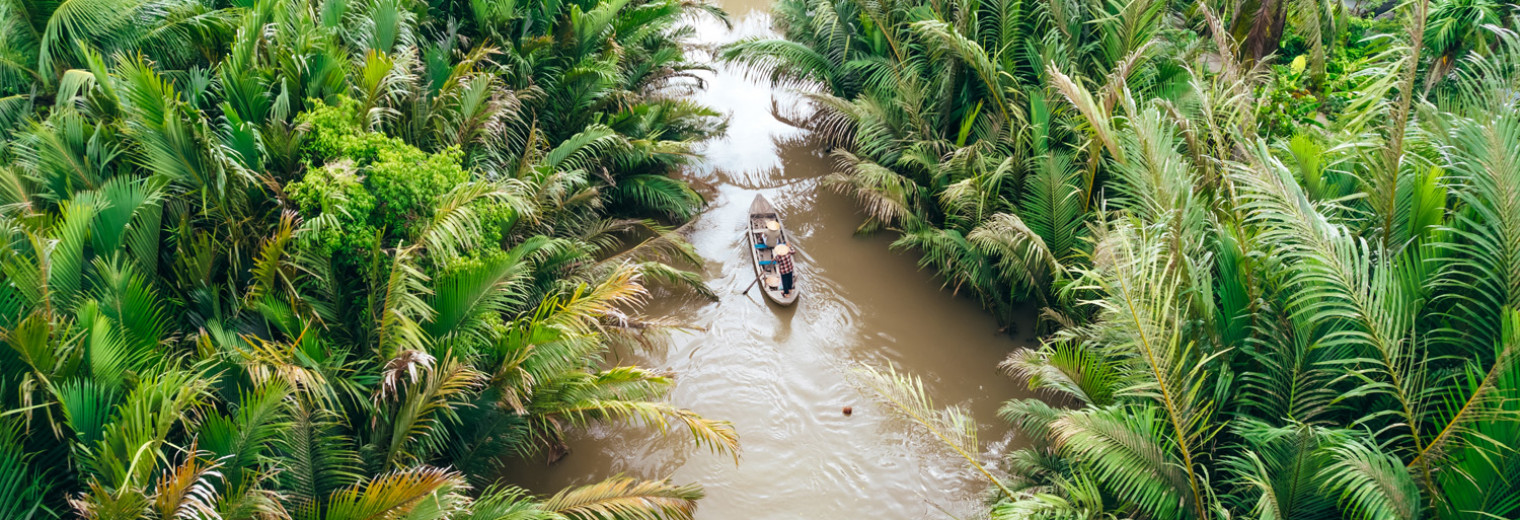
[0,0,737,516]
[731,0,1520,517]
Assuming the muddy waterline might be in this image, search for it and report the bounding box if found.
[502,1,1042,518]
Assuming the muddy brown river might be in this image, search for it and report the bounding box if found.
[503,1,1041,517]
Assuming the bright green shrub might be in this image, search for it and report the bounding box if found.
[367,145,470,238]
[292,98,487,260]
[473,198,521,249]
[298,97,364,161]
[1256,63,1323,138]
[285,161,380,262]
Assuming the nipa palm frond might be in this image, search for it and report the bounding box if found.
[853,362,1015,497]
[319,466,468,520]
[540,476,703,520]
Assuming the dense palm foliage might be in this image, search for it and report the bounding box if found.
[0,0,739,516]
[742,0,1520,517]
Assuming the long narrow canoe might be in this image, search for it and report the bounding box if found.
[746,194,799,306]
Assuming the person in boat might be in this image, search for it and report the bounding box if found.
[773,243,795,296]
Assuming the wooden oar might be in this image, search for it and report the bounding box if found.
[737,278,759,295]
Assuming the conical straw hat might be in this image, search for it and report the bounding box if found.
[773,244,791,256]
[767,220,780,231]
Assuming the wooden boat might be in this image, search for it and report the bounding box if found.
[746,194,799,306]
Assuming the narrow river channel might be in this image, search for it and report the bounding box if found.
[505,1,1042,517]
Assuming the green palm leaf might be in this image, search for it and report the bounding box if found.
[1321,436,1422,520]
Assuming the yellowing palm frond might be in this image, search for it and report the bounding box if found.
[320,466,467,520]
[541,476,702,520]
[152,446,223,520]
[536,366,739,460]
[853,362,1015,498]
[1046,64,1122,164]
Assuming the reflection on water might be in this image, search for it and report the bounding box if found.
[501,3,1041,519]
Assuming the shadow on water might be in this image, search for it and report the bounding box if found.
[499,2,1045,518]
